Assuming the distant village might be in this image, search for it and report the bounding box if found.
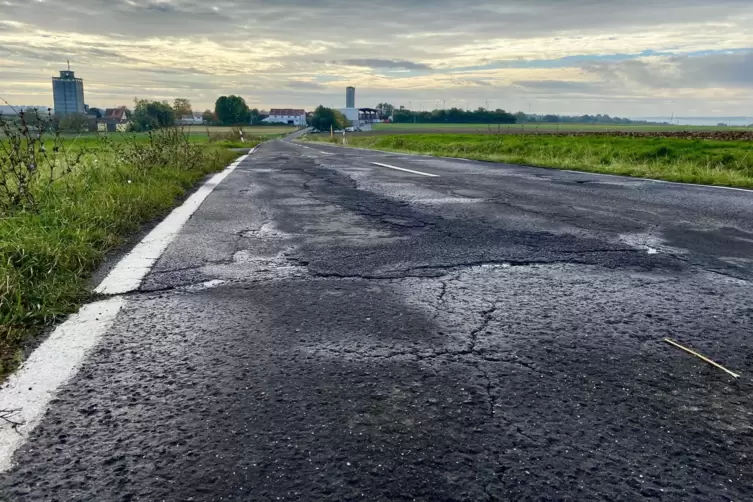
[2,64,712,131]
[0,65,389,133]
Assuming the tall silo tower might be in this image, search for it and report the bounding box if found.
[52,61,85,116]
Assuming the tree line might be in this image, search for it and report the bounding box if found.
[39,95,670,133]
[39,96,275,132]
[383,105,661,126]
[515,113,669,125]
[131,96,269,131]
[392,107,517,124]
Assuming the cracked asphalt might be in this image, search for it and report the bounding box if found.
[2,139,753,501]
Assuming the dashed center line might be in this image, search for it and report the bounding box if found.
[371,162,439,177]
[297,143,333,155]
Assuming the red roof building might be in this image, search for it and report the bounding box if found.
[102,107,128,123]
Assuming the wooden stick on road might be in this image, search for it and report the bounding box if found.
[664,338,740,379]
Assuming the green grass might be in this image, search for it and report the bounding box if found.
[0,138,238,378]
[42,126,294,144]
[374,123,753,132]
[308,133,753,188]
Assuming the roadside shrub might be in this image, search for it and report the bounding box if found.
[0,114,237,377]
[0,109,84,211]
[121,126,205,172]
[207,127,245,143]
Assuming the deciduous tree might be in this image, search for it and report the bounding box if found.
[173,98,192,117]
[214,95,249,125]
[58,113,89,132]
[376,103,395,119]
[202,109,217,124]
[132,98,176,131]
[310,106,349,131]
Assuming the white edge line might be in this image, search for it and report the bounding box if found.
[0,150,254,472]
[371,162,439,177]
[304,142,753,194]
[0,297,125,472]
[95,152,250,295]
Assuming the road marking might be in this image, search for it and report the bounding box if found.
[303,142,753,193]
[297,143,333,155]
[371,162,439,177]
[96,151,252,295]
[0,149,257,472]
[0,298,124,472]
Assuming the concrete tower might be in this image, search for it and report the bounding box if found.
[346,86,356,109]
[52,62,85,116]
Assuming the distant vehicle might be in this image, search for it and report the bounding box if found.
[345,127,355,132]
[310,129,320,133]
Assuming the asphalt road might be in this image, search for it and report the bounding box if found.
[2,139,753,500]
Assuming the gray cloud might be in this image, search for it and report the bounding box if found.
[585,51,753,89]
[0,44,146,65]
[286,80,328,90]
[2,0,753,115]
[336,59,433,71]
[514,80,610,94]
[5,0,752,42]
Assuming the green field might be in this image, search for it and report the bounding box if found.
[373,123,753,133]
[307,133,753,188]
[0,128,239,378]
[17,125,295,151]
[182,125,298,137]
[2,125,297,145]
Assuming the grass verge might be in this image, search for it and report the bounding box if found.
[309,133,753,188]
[373,123,753,133]
[0,131,237,378]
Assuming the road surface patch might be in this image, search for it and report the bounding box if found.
[96,152,252,295]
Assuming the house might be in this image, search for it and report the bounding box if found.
[99,107,130,132]
[176,114,204,126]
[263,108,307,126]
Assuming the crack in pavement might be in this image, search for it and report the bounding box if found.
[468,303,499,419]
[296,255,641,281]
[665,251,750,283]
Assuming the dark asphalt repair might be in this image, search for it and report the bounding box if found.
[2,140,753,501]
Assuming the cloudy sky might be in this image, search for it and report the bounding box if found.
[1,0,752,116]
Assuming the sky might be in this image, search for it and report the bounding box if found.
[1,0,752,117]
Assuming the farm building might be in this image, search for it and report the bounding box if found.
[98,107,130,132]
[176,114,204,125]
[263,109,307,126]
